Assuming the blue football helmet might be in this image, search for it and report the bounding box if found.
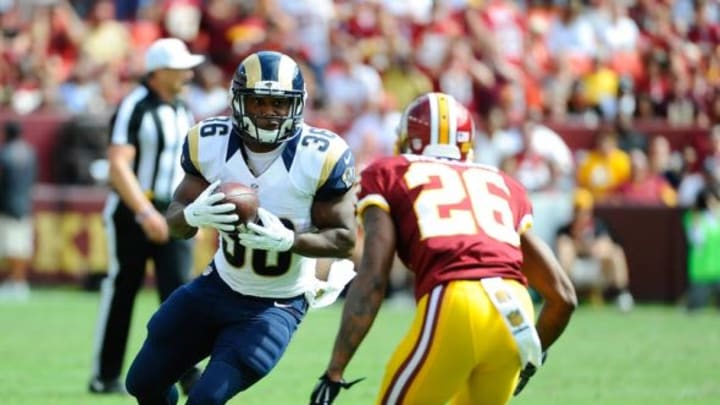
[230,51,306,144]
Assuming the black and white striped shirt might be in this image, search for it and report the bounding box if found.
[108,82,194,207]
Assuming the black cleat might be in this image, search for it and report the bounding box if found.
[179,367,202,396]
[88,377,127,395]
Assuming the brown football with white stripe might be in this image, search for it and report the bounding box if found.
[218,182,259,225]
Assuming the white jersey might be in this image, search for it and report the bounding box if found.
[181,116,356,298]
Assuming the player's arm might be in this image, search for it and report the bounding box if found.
[166,173,207,239]
[241,144,357,256]
[240,182,357,257]
[166,128,238,239]
[310,204,392,404]
[325,204,395,379]
[292,189,357,258]
[520,230,577,351]
[165,173,239,239]
[289,144,357,258]
[292,146,358,258]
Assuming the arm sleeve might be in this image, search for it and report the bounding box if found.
[356,158,395,217]
[315,148,357,201]
[506,175,534,234]
[180,125,202,177]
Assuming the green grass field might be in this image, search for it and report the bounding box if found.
[1,288,719,405]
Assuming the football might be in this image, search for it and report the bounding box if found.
[218,182,259,225]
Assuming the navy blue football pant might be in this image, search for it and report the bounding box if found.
[125,265,308,405]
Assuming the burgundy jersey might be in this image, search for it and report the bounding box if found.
[357,155,533,300]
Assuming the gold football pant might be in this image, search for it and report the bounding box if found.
[376,279,534,405]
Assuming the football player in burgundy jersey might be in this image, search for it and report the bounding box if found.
[310,93,577,405]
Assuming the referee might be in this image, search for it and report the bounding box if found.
[89,38,204,395]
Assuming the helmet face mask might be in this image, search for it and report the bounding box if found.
[396,93,475,161]
[230,51,306,145]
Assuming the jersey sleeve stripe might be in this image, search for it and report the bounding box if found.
[357,194,390,219]
[188,125,201,172]
[181,139,201,176]
[317,139,348,189]
[518,214,534,234]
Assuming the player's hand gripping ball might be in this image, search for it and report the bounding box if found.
[217,182,259,226]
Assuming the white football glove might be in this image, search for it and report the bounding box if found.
[238,207,294,252]
[305,259,356,309]
[183,180,239,232]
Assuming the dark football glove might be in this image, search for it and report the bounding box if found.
[309,373,364,405]
[513,351,548,396]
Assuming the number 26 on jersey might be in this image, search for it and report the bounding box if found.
[405,162,521,246]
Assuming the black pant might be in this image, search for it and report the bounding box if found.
[92,204,193,381]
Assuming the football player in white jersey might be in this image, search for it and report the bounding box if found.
[125,50,357,405]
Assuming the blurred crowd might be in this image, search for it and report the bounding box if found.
[2,0,720,307]
[2,0,720,194]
